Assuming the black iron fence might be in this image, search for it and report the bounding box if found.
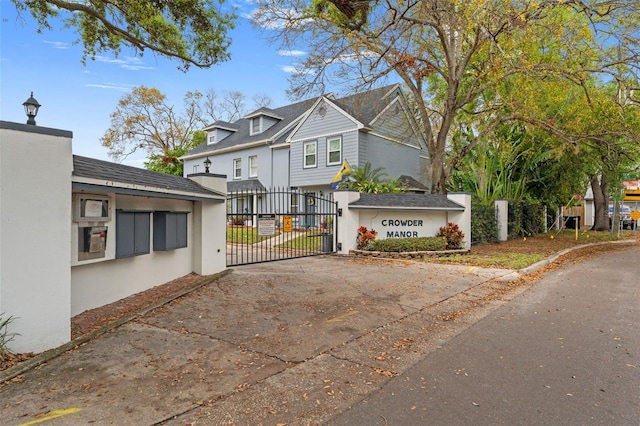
[226,187,337,266]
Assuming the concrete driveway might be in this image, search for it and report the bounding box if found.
[0,256,518,425]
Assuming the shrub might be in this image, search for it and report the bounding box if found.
[471,200,498,244]
[368,236,447,252]
[0,313,19,358]
[436,222,465,249]
[356,226,378,249]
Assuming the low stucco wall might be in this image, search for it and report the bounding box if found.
[71,195,195,316]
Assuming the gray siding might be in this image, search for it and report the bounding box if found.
[184,145,274,187]
[271,148,290,187]
[290,102,358,142]
[290,132,360,187]
[365,134,429,185]
[262,116,279,132]
[372,99,422,148]
[290,102,361,187]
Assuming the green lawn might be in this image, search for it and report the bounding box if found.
[226,227,280,244]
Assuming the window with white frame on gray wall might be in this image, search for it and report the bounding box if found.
[327,136,342,165]
[250,117,261,135]
[249,155,258,178]
[233,158,241,179]
[304,141,317,168]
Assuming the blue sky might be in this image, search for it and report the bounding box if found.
[0,0,304,166]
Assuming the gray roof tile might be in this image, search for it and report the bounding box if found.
[349,193,464,210]
[72,155,222,197]
[186,84,400,157]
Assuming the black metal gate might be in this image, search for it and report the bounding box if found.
[226,187,337,266]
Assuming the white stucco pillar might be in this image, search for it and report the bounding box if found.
[495,199,509,241]
[188,173,227,275]
[447,192,472,249]
[333,190,360,254]
[0,121,73,353]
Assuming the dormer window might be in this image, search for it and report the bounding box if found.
[250,117,262,135]
[208,133,216,145]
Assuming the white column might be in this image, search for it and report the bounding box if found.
[188,173,227,275]
[0,122,73,353]
[333,190,360,254]
[494,199,509,241]
[447,192,472,249]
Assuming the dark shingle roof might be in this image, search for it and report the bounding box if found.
[227,179,266,192]
[186,97,317,156]
[398,175,430,191]
[329,85,399,125]
[349,193,464,210]
[185,84,400,158]
[72,155,223,198]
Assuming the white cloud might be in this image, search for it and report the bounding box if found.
[280,64,315,76]
[95,55,154,71]
[279,50,306,57]
[43,40,70,49]
[85,83,133,92]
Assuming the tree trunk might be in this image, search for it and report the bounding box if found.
[590,175,610,231]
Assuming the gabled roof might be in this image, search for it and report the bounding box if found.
[227,179,266,192]
[349,193,464,211]
[183,97,317,159]
[72,155,225,201]
[245,108,283,120]
[203,121,237,132]
[182,84,403,160]
[398,175,430,192]
[328,84,401,126]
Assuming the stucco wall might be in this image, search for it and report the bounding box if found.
[70,195,195,316]
[0,123,73,353]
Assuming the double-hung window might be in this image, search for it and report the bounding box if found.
[303,141,317,168]
[249,155,258,178]
[233,158,242,179]
[327,137,342,165]
[250,117,261,135]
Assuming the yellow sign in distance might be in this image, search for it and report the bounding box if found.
[283,215,293,232]
[630,210,640,221]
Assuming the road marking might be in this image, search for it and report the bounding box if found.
[18,408,81,426]
[465,266,477,274]
[327,310,359,323]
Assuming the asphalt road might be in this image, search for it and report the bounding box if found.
[326,247,640,425]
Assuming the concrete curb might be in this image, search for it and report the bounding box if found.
[0,269,231,384]
[517,239,636,277]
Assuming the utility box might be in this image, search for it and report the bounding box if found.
[78,226,108,261]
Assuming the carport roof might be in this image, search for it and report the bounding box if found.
[227,179,266,192]
[72,155,226,201]
[349,193,465,210]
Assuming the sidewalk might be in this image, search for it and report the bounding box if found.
[1,256,520,425]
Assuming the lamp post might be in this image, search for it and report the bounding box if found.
[203,157,211,173]
[23,92,41,125]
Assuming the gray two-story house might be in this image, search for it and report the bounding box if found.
[181,84,430,218]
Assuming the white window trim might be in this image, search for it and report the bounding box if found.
[327,136,342,166]
[207,132,216,145]
[250,117,262,136]
[303,141,317,169]
[233,158,242,179]
[249,155,258,178]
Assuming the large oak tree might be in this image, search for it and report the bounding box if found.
[10,0,236,70]
[253,0,640,194]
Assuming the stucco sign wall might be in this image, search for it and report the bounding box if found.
[359,210,448,239]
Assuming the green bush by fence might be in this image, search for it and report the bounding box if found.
[471,198,547,243]
[508,200,545,238]
[471,200,499,244]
